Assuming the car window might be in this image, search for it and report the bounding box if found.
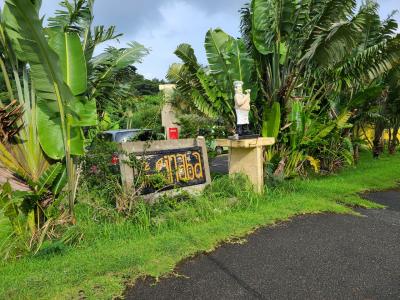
[115,131,137,143]
[136,131,153,141]
[99,133,113,142]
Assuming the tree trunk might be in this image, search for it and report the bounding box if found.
[389,126,399,155]
[373,122,385,158]
[354,144,360,163]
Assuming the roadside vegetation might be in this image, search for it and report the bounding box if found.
[1,152,399,299]
[169,0,400,176]
[0,0,399,299]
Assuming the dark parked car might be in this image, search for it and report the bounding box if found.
[98,129,158,143]
[93,129,162,173]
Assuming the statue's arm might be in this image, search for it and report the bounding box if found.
[235,95,246,106]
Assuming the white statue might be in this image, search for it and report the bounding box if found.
[234,81,251,137]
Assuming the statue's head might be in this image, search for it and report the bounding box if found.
[234,81,243,94]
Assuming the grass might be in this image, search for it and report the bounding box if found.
[1,152,399,299]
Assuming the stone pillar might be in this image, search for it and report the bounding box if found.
[159,84,181,140]
[216,138,275,193]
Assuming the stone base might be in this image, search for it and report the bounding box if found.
[216,137,275,193]
[229,134,260,140]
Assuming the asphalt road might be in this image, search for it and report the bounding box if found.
[126,191,400,299]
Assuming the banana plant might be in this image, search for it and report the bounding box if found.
[0,162,66,257]
[2,0,97,216]
[167,44,233,122]
[169,29,256,127]
[0,20,50,185]
[89,41,149,114]
[262,101,280,138]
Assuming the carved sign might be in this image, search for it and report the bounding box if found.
[119,138,211,196]
[137,147,206,194]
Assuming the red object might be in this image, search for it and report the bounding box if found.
[111,154,119,165]
[90,165,99,174]
[168,127,179,140]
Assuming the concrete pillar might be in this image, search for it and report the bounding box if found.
[159,84,181,140]
[216,138,275,193]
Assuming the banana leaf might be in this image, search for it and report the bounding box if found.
[3,0,72,159]
[4,1,97,159]
[262,101,281,138]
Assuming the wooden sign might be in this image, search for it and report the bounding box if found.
[119,137,211,196]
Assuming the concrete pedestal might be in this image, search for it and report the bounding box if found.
[216,138,275,193]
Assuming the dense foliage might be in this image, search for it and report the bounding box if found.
[168,0,400,176]
[0,0,151,258]
[2,153,400,299]
[0,0,399,266]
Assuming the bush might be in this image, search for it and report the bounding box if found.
[80,138,122,205]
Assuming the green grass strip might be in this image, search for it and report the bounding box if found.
[0,152,399,299]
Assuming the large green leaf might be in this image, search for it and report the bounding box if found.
[36,100,64,159]
[90,41,149,100]
[113,42,149,69]
[227,38,255,89]
[205,29,232,74]
[91,42,149,73]
[48,30,97,128]
[3,0,72,160]
[36,162,63,195]
[48,30,87,96]
[262,102,281,138]
[205,29,234,94]
[205,29,256,101]
[174,43,200,73]
[251,0,274,54]
[36,96,86,157]
[251,0,295,55]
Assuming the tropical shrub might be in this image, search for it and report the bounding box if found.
[168,0,400,176]
[48,0,150,126]
[0,0,97,258]
[0,0,149,258]
[118,94,164,130]
[80,138,121,205]
[0,164,69,259]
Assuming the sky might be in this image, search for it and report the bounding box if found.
[1,0,399,79]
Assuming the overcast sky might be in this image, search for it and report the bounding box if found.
[1,0,399,79]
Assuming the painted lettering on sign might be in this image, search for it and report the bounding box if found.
[137,147,206,194]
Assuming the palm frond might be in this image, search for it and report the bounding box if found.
[48,0,93,33]
[174,43,200,73]
[336,34,400,81]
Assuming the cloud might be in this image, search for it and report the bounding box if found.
[0,0,398,79]
[88,0,247,79]
[92,0,165,36]
[91,0,247,37]
[130,0,247,79]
